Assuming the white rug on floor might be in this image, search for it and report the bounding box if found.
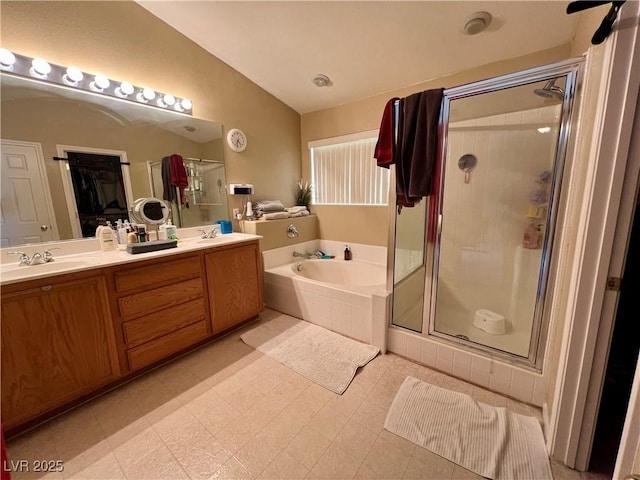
[240,315,379,394]
[384,376,551,480]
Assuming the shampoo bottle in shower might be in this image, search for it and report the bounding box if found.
[344,245,352,261]
[523,221,539,249]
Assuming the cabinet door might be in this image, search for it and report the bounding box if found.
[1,275,119,430]
[206,242,263,333]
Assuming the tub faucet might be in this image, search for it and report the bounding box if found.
[292,251,307,258]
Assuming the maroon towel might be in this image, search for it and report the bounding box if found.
[396,88,443,207]
[374,97,399,168]
[170,154,188,204]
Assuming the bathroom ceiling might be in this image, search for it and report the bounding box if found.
[137,1,580,115]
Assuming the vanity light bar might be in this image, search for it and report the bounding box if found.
[0,49,193,115]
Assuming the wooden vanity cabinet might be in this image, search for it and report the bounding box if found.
[1,273,120,431]
[109,254,210,373]
[205,241,263,333]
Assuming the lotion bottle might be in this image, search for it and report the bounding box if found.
[344,245,352,261]
[99,227,116,251]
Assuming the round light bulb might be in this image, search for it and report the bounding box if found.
[0,48,16,68]
[93,74,110,90]
[161,94,176,106]
[31,57,52,76]
[116,81,134,97]
[64,66,84,85]
[143,88,156,101]
[181,98,192,110]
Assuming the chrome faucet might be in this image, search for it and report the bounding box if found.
[199,228,218,239]
[292,251,308,258]
[7,248,59,266]
[293,251,323,259]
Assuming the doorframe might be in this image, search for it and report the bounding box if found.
[56,145,134,238]
[1,138,60,241]
[547,1,640,469]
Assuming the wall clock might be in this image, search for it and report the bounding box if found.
[227,128,247,152]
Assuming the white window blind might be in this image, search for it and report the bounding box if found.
[310,135,389,206]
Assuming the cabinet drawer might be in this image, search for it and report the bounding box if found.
[122,298,206,348]
[118,277,203,320]
[126,319,208,371]
[114,256,201,293]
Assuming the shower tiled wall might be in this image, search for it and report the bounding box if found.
[437,105,561,333]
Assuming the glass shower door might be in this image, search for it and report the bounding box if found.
[431,77,568,358]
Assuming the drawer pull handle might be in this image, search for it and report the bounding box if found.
[40,285,53,292]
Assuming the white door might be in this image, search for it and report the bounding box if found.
[0,140,58,246]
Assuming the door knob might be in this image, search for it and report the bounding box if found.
[40,225,48,231]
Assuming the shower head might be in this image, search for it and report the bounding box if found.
[534,79,564,100]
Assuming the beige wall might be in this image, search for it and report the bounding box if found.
[0,1,301,216]
[301,44,573,246]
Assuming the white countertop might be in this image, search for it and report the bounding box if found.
[0,232,261,286]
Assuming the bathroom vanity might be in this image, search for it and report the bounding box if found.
[0,235,263,434]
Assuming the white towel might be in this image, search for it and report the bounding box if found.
[289,210,310,218]
[286,206,308,214]
[263,211,291,220]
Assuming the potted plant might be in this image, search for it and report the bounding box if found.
[295,179,312,208]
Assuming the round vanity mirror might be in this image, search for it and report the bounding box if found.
[131,197,170,225]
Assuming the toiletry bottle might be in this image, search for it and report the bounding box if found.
[523,221,539,249]
[158,222,167,240]
[127,231,138,244]
[165,220,178,241]
[117,222,127,245]
[99,227,116,251]
[137,225,147,243]
[344,245,352,261]
[246,201,253,218]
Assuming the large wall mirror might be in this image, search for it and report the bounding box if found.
[0,74,229,247]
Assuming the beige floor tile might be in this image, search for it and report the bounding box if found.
[353,463,385,479]
[471,387,508,408]
[212,457,254,480]
[414,366,449,386]
[57,440,113,479]
[451,464,486,480]
[389,354,420,377]
[350,400,389,435]
[284,427,332,471]
[409,447,455,479]
[377,430,416,457]
[307,444,361,480]
[332,419,378,463]
[70,450,126,480]
[216,415,266,454]
[120,442,189,480]
[551,460,582,480]
[154,406,233,478]
[306,404,350,441]
[260,411,308,451]
[234,435,282,477]
[439,375,475,396]
[323,388,365,419]
[257,451,309,480]
[112,427,164,471]
[362,435,411,479]
[186,388,241,434]
[286,385,333,424]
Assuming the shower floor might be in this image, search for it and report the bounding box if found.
[434,307,531,357]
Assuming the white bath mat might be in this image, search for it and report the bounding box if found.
[240,314,379,394]
[384,376,551,480]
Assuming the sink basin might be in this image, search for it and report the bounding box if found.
[0,259,95,282]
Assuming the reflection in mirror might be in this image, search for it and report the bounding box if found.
[0,74,228,247]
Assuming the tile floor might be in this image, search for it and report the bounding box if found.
[7,309,605,480]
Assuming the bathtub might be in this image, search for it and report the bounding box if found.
[262,242,389,346]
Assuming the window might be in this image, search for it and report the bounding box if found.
[310,131,389,206]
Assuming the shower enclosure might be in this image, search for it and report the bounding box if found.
[391,59,583,368]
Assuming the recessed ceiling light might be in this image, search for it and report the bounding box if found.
[464,11,492,35]
[312,74,332,87]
